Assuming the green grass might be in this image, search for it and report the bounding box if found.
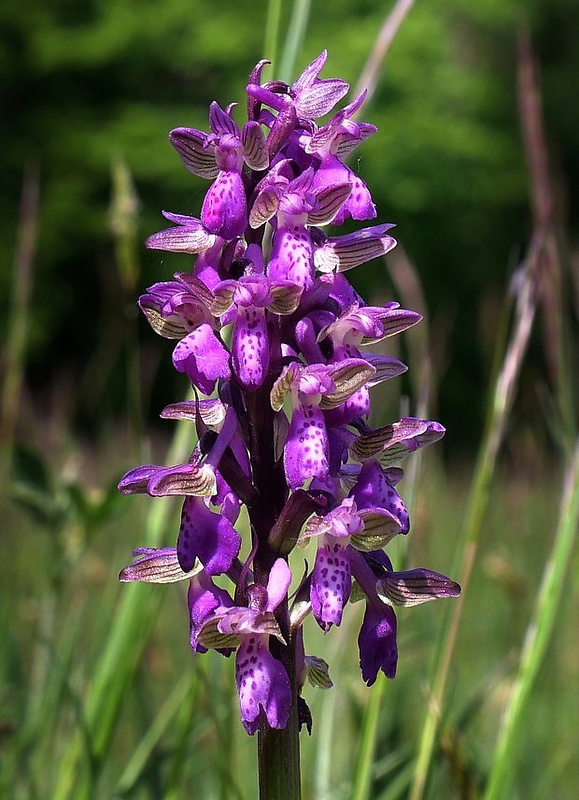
[1,453,576,799]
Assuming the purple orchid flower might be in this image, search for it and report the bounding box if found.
[169,102,268,239]
[119,53,461,749]
[305,90,378,224]
[350,548,460,683]
[300,497,403,630]
[197,559,293,734]
[250,165,352,289]
[271,359,375,489]
[247,50,349,125]
[212,248,303,389]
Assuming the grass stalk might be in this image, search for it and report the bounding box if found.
[0,162,39,456]
[409,238,542,800]
[277,0,311,83]
[353,0,416,106]
[263,0,282,76]
[483,440,579,799]
[409,25,571,797]
[353,254,431,799]
[51,411,195,800]
[114,670,197,795]
[110,157,143,457]
[352,675,386,800]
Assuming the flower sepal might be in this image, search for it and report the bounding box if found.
[119,547,202,583]
[198,608,285,651]
[305,655,333,689]
[351,507,404,550]
[376,569,462,607]
[318,358,376,409]
[351,418,445,463]
[118,461,217,498]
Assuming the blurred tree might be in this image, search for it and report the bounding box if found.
[0,0,576,450]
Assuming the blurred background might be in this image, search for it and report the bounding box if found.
[1,1,577,798]
[1,0,577,453]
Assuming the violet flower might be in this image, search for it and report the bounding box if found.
[118,52,461,792]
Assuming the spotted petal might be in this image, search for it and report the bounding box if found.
[284,404,329,490]
[311,539,351,630]
[232,305,269,390]
[236,638,291,735]
[201,171,247,239]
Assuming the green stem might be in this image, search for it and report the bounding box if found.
[0,162,39,454]
[245,374,301,800]
[258,628,302,799]
[352,675,386,800]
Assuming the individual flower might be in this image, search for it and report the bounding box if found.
[270,359,375,489]
[350,548,461,684]
[137,267,231,394]
[118,548,236,655]
[212,249,303,389]
[300,497,403,630]
[197,559,293,734]
[247,49,350,124]
[250,165,352,289]
[169,102,268,239]
[306,90,378,224]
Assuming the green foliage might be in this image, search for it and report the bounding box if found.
[1,462,576,799]
[1,0,577,444]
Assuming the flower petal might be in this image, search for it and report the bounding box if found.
[148,463,217,498]
[188,572,233,654]
[119,547,201,583]
[266,558,292,612]
[351,461,409,533]
[311,539,351,630]
[358,602,398,685]
[232,305,269,390]
[242,121,269,170]
[201,171,247,239]
[177,496,241,574]
[236,637,291,734]
[268,225,314,288]
[169,127,219,179]
[172,323,231,395]
[284,404,329,490]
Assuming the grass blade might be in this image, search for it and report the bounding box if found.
[51,412,195,800]
[483,441,579,799]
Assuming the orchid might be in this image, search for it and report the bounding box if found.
[118,51,461,798]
